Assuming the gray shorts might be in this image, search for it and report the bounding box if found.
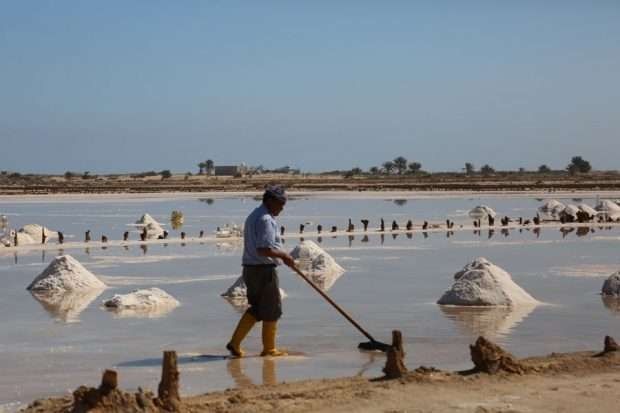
[242,265,282,322]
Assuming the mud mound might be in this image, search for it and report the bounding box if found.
[290,240,345,291]
[27,255,106,292]
[437,257,539,306]
[601,271,620,296]
[469,336,526,374]
[103,287,180,318]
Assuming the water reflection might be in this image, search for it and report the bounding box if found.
[601,296,620,314]
[226,357,278,387]
[30,288,104,323]
[438,304,537,338]
[102,304,178,319]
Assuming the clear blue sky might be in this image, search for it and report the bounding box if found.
[1,1,619,173]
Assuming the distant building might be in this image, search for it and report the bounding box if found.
[213,164,247,176]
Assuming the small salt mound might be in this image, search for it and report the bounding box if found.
[221,276,287,307]
[468,205,497,220]
[601,272,620,297]
[1,224,58,246]
[135,213,164,239]
[290,240,345,291]
[595,200,620,221]
[102,287,179,318]
[538,200,565,218]
[437,257,539,306]
[27,255,106,292]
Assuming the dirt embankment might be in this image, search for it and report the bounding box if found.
[21,336,620,413]
[4,172,620,195]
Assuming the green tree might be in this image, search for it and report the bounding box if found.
[538,164,551,173]
[408,161,422,174]
[350,167,362,175]
[205,159,214,174]
[382,161,395,175]
[369,166,380,175]
[480,164,495,175]
[393,156,408,175]
[464,162,475,175]
[160,170,172,179]
[197,162,206,175]
[567,156,591,174]
[64,171,75,180]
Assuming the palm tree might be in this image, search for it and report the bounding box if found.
[393,156,408,175]
[197,162,206,175]
[464,162,475,175]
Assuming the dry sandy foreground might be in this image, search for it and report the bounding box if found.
[22,343,620,413]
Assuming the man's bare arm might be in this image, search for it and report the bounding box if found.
[257,247,295,268]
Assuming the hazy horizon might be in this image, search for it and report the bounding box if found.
[1,1,619,174]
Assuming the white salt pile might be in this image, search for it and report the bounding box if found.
[27,255,106,292]
[290,240,345,291]
[1,224,58,246]
[601,271,620,297]
[468,205,497,220]
[221,276,287,308]
[538,200,565,219]
[102,287,180,317]
[560,204,580,220]
[595,200,620,221]
[578,203,598,218]
[437,257,539,306]
[135,213,165,239]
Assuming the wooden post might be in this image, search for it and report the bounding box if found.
[383,330,407,379]
[99,369,117,395]
[604,335,619,353]
[157,350,181,411]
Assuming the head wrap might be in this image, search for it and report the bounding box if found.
[264,185,287,203]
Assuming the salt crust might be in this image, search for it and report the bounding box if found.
[601,272,620,297]
[437,257,539,306]
[102,287,180,313]
[27,255,106,292]
[468,205,497,220]
[135,213,164,239]
[538,200,566,218]
[596,200,620,220]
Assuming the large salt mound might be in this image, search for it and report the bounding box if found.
[601,271,620,297]
[1,224,58,246]
[538,200,565,219]
[560,204,580,220]
[221,276,287,310]
[578,203,598,218]
[468,205,497,220]
[135,213,164,239]
[290,240,345,291]
[595,200,620,221]
[27,255,106,292]
[437,257,539,306]
[102,288,179,317]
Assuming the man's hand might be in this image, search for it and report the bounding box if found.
[280,253,295,269]
[257,247,296,268]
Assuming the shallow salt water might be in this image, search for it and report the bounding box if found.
[1,194,620,410]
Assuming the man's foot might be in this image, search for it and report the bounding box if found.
[226,342,244,358]
[260,348,288,357]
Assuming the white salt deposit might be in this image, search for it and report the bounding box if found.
[1,224,58,246]
[595,200,620,221]
[601,271,620,297]
[437,257,539,306]
[221,276,287,308]
[561,204,580,220]
[538,200,565,219]
[135,213,165,239]
[468,205,497,220]
[290,240,345,291]
[27,255,106,292]
[102,287,180,318]
[578,203,598,218]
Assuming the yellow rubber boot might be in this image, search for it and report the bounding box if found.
[226,311,256,357]
[260,321,288,357]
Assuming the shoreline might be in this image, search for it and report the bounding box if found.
[20,337,620,413]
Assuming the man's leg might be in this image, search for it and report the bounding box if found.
[226,268,259,357]
[259,267,287,357]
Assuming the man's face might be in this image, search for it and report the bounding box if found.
[266,198,285,216]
